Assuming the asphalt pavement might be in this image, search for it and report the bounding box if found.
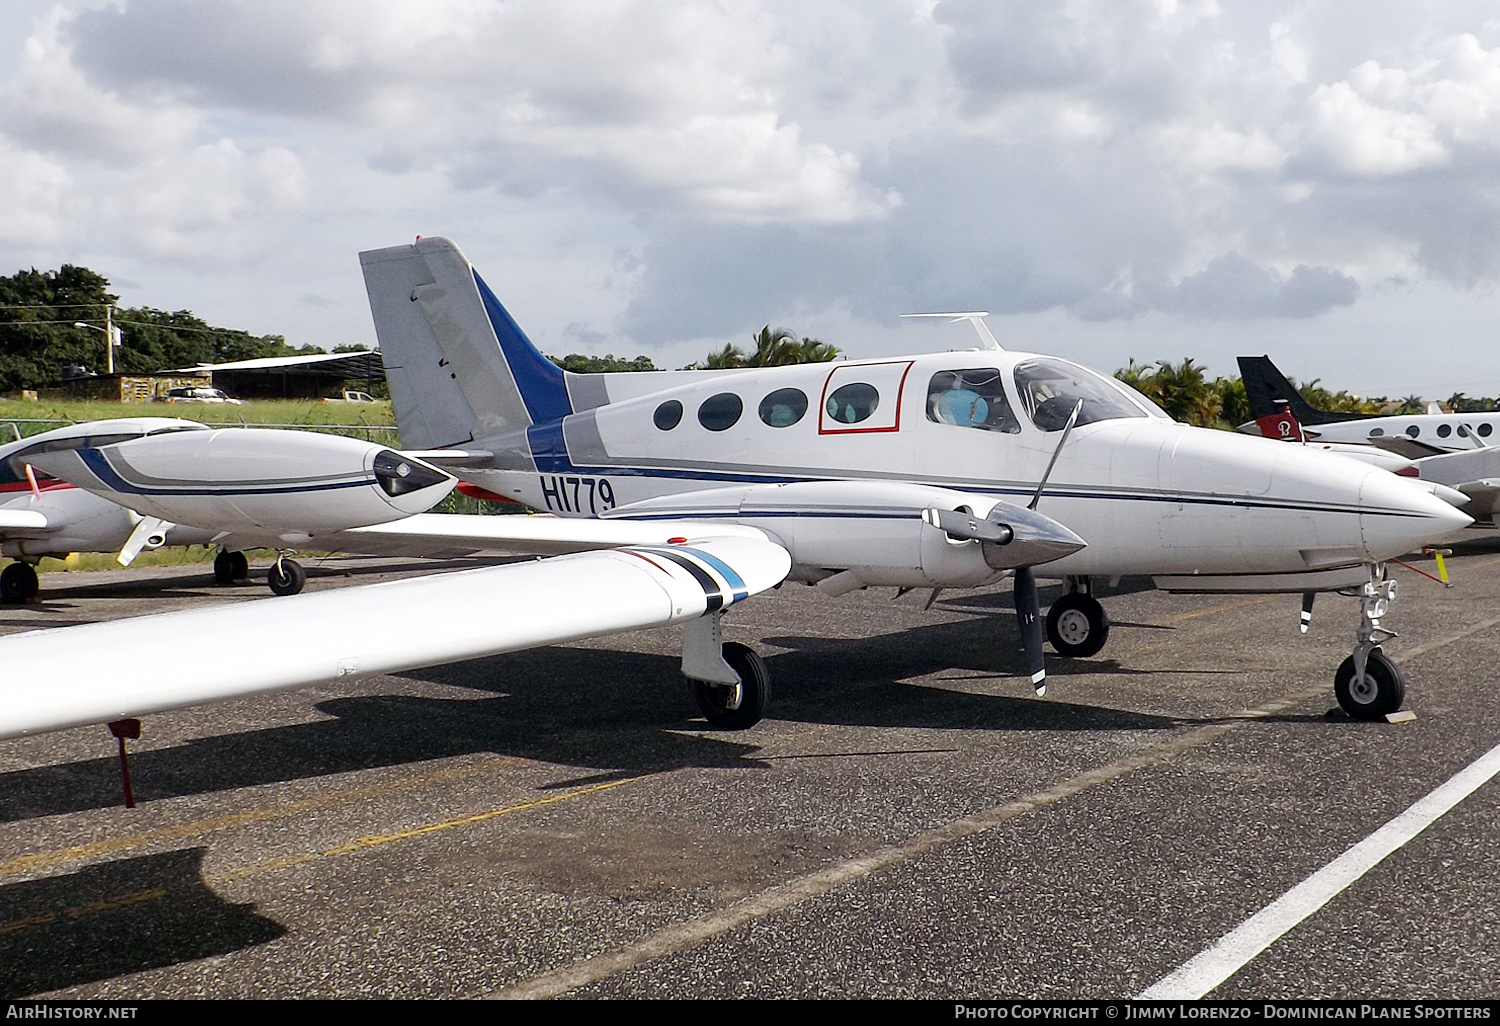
[1,540,1497,1000]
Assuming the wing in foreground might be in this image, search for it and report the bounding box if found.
[336,512,773,557]
[0,532,790,740]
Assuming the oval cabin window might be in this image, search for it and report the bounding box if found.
[758,388,808,427]
[825,382,879,425]
[698,393,743,431]
[653,400,683,430]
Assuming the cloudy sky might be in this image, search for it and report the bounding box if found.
[2,0,1499,397]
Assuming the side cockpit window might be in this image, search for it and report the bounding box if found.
[926,369,1020,433]
[1013,358,1152,431]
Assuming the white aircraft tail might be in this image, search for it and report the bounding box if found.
[360,237,571,450]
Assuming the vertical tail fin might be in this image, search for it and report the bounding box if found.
[360,237,571,450]
[1237,354,1349,428]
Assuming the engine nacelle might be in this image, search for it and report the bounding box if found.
[27,428,455,545]
[606,480,1086,589]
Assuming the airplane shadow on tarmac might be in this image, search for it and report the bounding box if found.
[0,846,283,997]
[0,608,1221,823]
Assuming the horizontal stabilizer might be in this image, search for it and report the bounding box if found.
[0,533,790,740]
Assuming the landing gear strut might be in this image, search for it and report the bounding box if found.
[682,611,769,730]
[1335,565,1406,720]
[1046,576,1110,658]
[267,555,306,596]
[1,561,39,603]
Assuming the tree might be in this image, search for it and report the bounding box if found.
[684,325,840,369]
[1114,358,1222,427]
[0,263,325,392]
[548,353,658,373]
[0,265,118,392]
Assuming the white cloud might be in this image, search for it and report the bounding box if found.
[0,140,68,245]
[0,6,195,162]
[0,1,1497,395]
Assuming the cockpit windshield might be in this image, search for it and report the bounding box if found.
[1012,358,1157,431]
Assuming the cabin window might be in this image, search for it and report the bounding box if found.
[1012,358,1150,430]
[758,388,808,427]
[1368,427,1385,437]
[698,393,743,431]
[653,400,683,430]
[1437,424,1452,438]
[825,383,879,425]
[1406,425,1420,437]
[926,369,1020,433]
[1481,424,1493,437]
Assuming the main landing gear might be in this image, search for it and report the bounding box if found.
[682,610,769,730]
[1333,565,1406,720]
[1046,576,1110,658]
[0,560,39,603]
[212,549,250,585]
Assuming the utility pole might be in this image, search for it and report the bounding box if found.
[105,304,117,375]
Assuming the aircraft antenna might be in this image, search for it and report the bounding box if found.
[900,312,1002,351]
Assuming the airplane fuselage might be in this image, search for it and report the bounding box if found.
[451,351,1467,584]
[1292,411,1498,452]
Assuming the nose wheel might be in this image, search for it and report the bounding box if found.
[1,561,39,603]
[1335,648,1406,719]
[1335,567,1406,720]
[1046,585,1110,658]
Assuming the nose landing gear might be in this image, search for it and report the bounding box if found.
[1334,566,1405,720]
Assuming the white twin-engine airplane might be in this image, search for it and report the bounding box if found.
[0,237,1472,756]
[0,418,455,600]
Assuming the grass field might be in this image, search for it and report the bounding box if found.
[0,398,398,443]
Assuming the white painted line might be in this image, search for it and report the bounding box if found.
[1139,738,1500,1000]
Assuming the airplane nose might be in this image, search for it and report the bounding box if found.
[1358,468,1473,560]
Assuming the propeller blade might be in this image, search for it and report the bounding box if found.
[1299,592,1315,634]
[1014,566,1046,695]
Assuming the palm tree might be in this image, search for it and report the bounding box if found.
[685,326,840,369]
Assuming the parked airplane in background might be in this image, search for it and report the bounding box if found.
[0,419,220,601]
[0,238,1471,763]
[25,426,455,595]
[1239,355,1500,526]
[1239,355,1499,458]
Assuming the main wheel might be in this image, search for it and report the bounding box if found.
[1335,648,1406,720]
[213,550,236,585]
[1,562,38,603]
[1045,592,1110,657]
[267,559,306,596]
[691,642,769,730]
[229,550,250,580]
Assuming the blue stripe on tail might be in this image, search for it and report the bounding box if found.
[472,269,572,424]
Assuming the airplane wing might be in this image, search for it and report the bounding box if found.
[1367,436,1450,459]
[1457,480,1500,522]
[0,509,48,531]
[0,531,790,740]
[1414,448,1500,524]
[334,512,773,558]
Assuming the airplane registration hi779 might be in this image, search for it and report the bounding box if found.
[0,238,1471,766]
